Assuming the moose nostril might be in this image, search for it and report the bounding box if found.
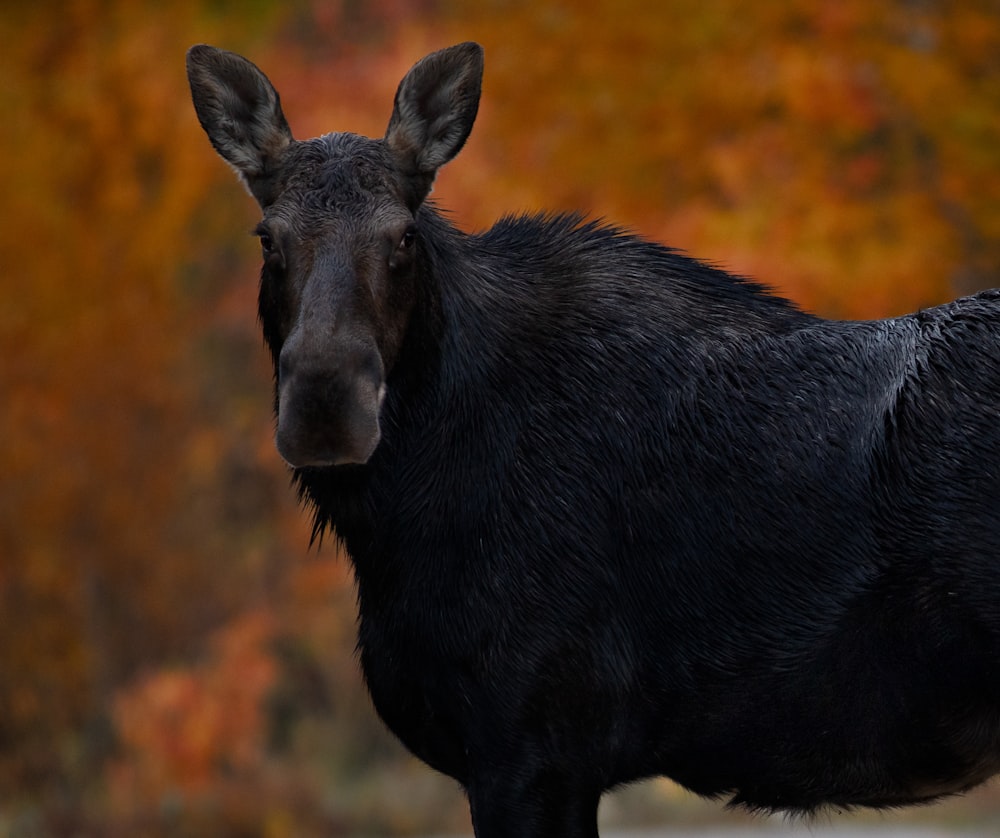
[277,349,296,387]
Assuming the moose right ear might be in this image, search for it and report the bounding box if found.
[186,44,292,207]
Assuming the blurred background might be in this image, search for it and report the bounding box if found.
[5,0,1000,835]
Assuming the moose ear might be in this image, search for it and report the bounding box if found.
[384,42,484,208]
[186,44,292,207]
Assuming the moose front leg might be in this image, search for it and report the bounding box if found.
[467,767,601,838]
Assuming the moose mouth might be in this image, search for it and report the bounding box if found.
[275,375,386,469]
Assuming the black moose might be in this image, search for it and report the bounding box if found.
[187,41,1000,837]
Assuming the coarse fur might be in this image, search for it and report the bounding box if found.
[188,41,1000,837]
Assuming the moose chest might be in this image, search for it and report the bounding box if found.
[339,445,646,785]
[349,538,550,785]
[355,595,477,781]
[336,468,516,781]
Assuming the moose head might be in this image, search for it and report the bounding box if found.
[186,42,483,468]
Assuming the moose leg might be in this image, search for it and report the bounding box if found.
[467,769,600,838]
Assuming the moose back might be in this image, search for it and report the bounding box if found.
[187,42,1000,837]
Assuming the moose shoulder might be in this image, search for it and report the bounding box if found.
[187,41,1000,838]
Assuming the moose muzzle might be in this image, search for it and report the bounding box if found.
[275,340,386,469]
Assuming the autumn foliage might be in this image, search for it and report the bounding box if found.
[4,0,1000,834]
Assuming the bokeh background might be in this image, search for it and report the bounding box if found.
[5,1,1000,835]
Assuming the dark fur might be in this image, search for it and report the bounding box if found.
[188,42,1000,837]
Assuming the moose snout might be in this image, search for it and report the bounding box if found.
[275,344,386,469]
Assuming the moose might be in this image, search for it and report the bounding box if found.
[187,41,1000,836]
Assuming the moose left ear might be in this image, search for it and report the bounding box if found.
[384,42,484,209]
[186,44,293,207]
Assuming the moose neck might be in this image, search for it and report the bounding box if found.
[289,206,813,569]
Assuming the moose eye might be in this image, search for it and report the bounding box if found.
[254,224,279,261]
[399,228,417,251]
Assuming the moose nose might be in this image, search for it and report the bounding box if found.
[275,345,385,469]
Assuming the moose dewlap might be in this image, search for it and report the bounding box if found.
[187,41,1000,838]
